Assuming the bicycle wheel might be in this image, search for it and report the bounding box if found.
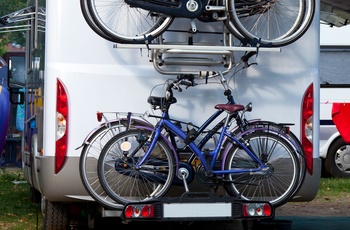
[85,0,174,44]
[223,130,300,207]
[230,121,306,196]
[228,0,315,47]
[80,0,115,42]
[98,129,175,205]
[225,19,246,43]
[79,119,152,209]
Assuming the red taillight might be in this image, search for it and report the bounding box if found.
[141,205,153,217]
[301,83,313,175]
[124,204,155,219]
[56,79,69,174]
[124,205,134,218]
[243,204,249,217]
[263,203,272,217]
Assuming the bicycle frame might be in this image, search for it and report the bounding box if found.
[124,0,208,18]
[136,110,268,176]
[153,108,231,158]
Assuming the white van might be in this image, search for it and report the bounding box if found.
[320,83,350,177]
[319,45,350,178]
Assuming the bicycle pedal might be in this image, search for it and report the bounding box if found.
[205,170,213,177]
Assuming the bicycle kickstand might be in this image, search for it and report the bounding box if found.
[178,168,190,193]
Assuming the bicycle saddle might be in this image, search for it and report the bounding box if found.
[215,104,245,113]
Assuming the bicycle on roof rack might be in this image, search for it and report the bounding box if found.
[80,0,315,47]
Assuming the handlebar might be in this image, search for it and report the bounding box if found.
[167,74,196,92]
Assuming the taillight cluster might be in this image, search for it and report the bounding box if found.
[301,83,314,175]
[124,204,155,219]
[55,79,69,174]
[242,203,272,217]
[123,202,272,220]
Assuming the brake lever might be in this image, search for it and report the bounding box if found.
[241,51,258,68]
[244,62,258,68]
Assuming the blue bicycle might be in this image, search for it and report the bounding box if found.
[96,55,302,208]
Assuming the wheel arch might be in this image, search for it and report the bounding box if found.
[320,132,342,159]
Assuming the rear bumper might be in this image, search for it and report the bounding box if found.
[36,156,90,202]
[32,156,321,204]
[289,157,321,202]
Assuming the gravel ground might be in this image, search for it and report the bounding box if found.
[276,195,350,216]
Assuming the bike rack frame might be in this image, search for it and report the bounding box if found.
[113,28,281,76]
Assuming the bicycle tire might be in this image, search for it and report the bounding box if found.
[80,0,115,42]
[84,0,175,44]
[220,0,246,42]
[98,129,175,205]
[230,120,306,197]
[223,130,300,207]
[79,119,152,209]
[225,19,246,42]
[228,0,315,47]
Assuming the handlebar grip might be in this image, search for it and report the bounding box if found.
[198,71,216,78]
[241,51,257,62]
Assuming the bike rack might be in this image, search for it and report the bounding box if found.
[113,26,281,76]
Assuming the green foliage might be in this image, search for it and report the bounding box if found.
[0,36,9,55]
[0,0,27,56]
[0,0,27,15]
[317,178,350,196]
[0,168,41,229]
[0,168,24,182]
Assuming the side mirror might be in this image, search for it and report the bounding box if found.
[9,88,25,104]
[0,57,8,89]
[6,55,25,104]
[7,55,25,89]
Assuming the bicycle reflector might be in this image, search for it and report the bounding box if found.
[124,204,155,219]
[96,112,103,122]
[242,203,272,217]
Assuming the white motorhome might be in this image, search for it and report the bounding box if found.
[1,0,321,229]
